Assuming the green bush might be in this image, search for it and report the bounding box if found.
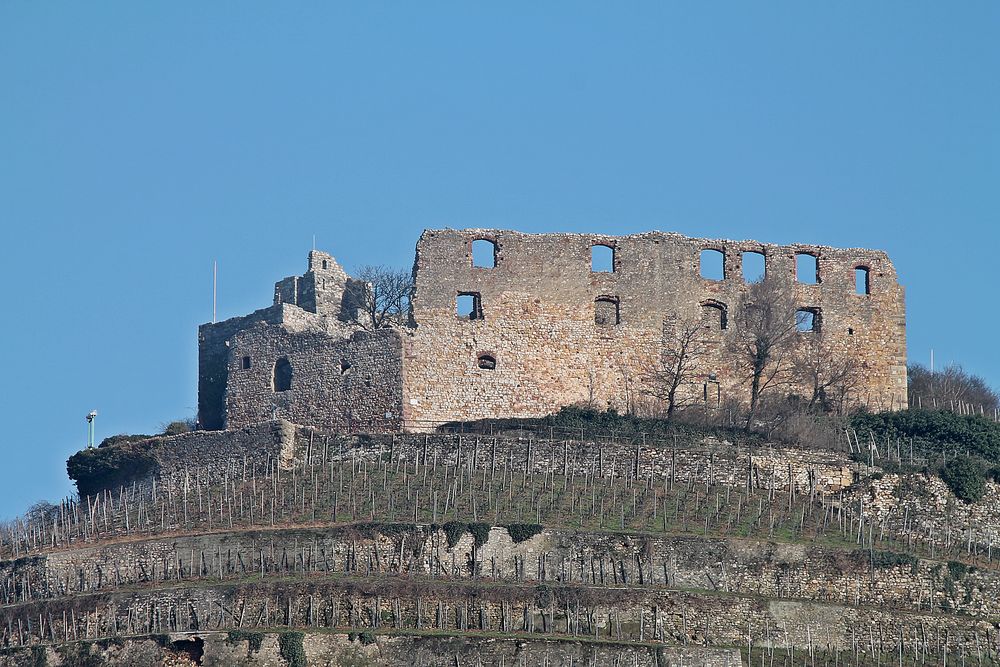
[441,406,763,446]
[866,550,918,570]
[353,522,417,539]
[227,630,265,654]
[468,522,491,548]
[504,523,543,543]
[534,584,553,608]
[851,409,1000,461]
[443,521,467,548]
[940,456,986,503]
[358,631,376,646]
[947,560,970,580]
[66,444,158,497]
[278,631,306,667]
[162,419,195,436]
[55,642,103,667]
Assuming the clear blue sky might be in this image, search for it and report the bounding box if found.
[1,3,997,518]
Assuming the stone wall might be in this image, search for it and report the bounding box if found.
[225,325,403,432]
[4,525,997,617]
[403,229,907,427]
[0,576,989,652]
[199,248,402,432]
[0,632,744,666]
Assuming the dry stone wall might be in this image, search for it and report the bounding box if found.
[4,525,998,617]
[0,576,991,653]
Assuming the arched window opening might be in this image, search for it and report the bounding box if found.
[322,259,328,270]
[272,357,292,392]
[700,301,728,330]
[700,249,725,281]
[456,292,483,320]
[796,308,821,333]
[591,244,615,273]
[340,359,352,375]
[741,251,766,283]
[472,239,497,268]
[595,296,620,326]
[796,253,819,284]
[241,356,251,370]
[855,267,870,295]
[477,353,496,370]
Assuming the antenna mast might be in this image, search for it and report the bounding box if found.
[213,260,218,324]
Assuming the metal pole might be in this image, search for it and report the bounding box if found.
[213,260,218,324]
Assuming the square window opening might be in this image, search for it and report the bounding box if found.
[595,296,620,326]
[456,292,483,320]
[796,253,819,284]
[700,249,725,281]
[796,309,821,333]
[741,251,766,283]
[241,356,251,370]
[855,267,870,295]
[472,239,497,268]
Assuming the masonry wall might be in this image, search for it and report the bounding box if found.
[404,229,907,427]
[224,325,404,432]
[6,525,998,617]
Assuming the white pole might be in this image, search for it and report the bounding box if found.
[213,261,218,324]
[930,348,934,373]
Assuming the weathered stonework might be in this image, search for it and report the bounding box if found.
[198,229,906,432]
[403,230,907,426]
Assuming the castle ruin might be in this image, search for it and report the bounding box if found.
[198,229,907,432]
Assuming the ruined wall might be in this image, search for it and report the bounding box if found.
[224,325,403,432]
[272,250,351,318]
[404,229,906,427]
[199,249,404,432]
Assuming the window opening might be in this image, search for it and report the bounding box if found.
[848,327,854,336]
[591,244,615,273]
[272,357,292,392]
[322,259,328,270]
[241,356,251,370]
[701,301,728,330]
[700,249,725,281]
[741,251,766,283]
[477,353,496,370]
[472,239,497,268]
[594,296,620,326]
[456,292,483,320]
[855,267,870,295]
[340,359,351,375]
[796,309,820,333]
[796,253,819,284]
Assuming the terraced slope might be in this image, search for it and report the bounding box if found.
[2,423,999,666]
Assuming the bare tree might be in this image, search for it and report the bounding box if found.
[908,363,999,411]
[643,321,710,419]
[728,278,799,429]
[347,265,414,330]
[792,335,861,413]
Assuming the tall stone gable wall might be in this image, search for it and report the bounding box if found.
[402,229,906,426]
